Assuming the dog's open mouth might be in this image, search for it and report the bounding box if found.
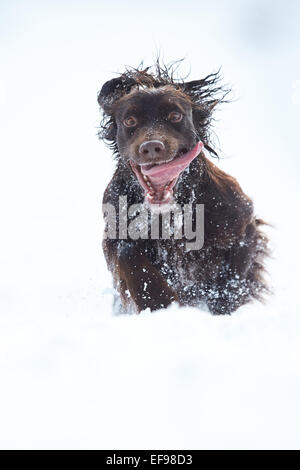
[129,141,203,204]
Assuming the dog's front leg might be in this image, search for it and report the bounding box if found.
[116,244,178,313]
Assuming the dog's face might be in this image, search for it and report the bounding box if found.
[99,68,225,204]
[115,88,196,163]
[102,85,203,204]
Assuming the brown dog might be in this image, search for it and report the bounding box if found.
[98,62,269,314]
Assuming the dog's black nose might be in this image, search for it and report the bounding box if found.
[139,140,166,160]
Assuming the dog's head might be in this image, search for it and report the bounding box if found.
[98,63,228,204]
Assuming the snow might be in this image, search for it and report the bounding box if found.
[1,0,300,450]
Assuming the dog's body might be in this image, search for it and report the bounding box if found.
[98,63,269,314]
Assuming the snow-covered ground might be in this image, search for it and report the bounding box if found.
[0,0,300,449]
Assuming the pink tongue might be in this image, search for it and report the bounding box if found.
[140,141,203,190]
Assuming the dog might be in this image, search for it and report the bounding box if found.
[98,62,269,315]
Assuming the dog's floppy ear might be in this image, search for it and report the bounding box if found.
[98,76,136,113]
[181,80,202,93]
[191,104,219,158]
[181,81,220,110]
[180,71,226,111]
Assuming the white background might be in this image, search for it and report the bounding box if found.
[0,0,300,449]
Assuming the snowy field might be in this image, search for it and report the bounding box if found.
[1,0,300,449]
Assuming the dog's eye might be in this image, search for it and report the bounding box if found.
[123,116,137,127]
[168,111,183,123]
